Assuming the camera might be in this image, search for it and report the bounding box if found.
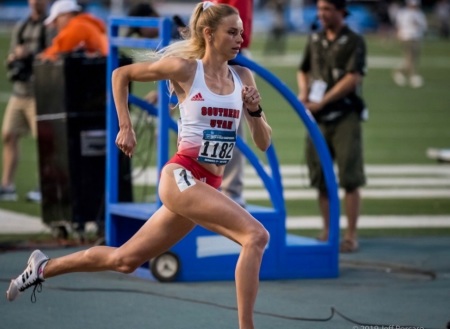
[6,55,33,82]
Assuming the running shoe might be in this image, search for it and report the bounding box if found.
[392,71,407,87]
[26,189,42,203]
[0,186,17,201]
[6,250,49,302]
[410,75,424,88]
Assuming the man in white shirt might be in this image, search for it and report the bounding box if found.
[392,0,427,88]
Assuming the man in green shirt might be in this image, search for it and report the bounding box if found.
[297,0,367,252]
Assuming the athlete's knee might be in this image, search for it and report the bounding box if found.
[2,131,13,143]
[2,132,18,145]
[260,228,270,248]
[246,226,270,252]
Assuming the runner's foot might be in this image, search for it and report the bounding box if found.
[6,250,49,302]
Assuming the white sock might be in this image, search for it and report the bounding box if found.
[38,260,49,280]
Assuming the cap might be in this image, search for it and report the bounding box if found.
[44,0,82,25]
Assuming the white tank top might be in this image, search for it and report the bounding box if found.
[177,59,244,165]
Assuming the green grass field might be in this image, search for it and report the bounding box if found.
[0,29,449,232]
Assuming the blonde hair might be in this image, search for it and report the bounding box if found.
[151,2,238,60]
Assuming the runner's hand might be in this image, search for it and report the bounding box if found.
[115,128,137,157]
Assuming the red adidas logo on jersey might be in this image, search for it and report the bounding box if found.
[191,92,204,101]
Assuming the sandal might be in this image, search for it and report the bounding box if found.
[339,239,359,253]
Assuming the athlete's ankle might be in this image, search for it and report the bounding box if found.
[38,259,50,280]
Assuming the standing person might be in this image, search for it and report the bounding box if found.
[12,0,108,203]
[211,0,255,207]
[264,0,288,55]
[0,0,50,201]
[392,0,427,88]
[388,0,402,36]
[296,0,367,253]
[125,2,160,38]
[125,2,186,40]
[7,3,272,329]
[434,0,449,39]
[38,0,108,61]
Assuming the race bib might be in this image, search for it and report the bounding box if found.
[198,130,236,165]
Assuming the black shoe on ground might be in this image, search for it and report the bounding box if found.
[0,186,17,201]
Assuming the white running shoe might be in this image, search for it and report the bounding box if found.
[6,250,49,302]
[26,189,42,203]
[410,75,424,88]
[392,71,407,86]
